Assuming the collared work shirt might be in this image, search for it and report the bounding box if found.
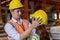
[4,18,40,40]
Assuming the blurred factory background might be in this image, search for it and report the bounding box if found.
[0,0,60,40]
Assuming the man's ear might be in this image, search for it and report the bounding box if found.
[10,10,14,15]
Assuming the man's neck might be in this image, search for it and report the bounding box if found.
[16,18,20,21]
[12,17,20,21]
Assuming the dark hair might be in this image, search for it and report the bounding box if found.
[10,8,23,12]
[36,25,50,40]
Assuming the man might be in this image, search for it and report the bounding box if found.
[4,0,41,40]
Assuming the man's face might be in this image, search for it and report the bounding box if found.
[11,9,22,19]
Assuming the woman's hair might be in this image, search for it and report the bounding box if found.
[36,25,50,40]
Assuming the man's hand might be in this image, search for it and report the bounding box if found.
[31,17,42,28]
[8,36,13,40]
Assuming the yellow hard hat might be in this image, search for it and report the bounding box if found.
[30,10,48,25]
[12,0,21,1]
[9,0,23,10]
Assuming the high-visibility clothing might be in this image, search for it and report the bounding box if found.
[4,19,40,40]
[4,19,28,34]
[8,20,28,34]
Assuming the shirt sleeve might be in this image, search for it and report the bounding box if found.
[4,23,20,40]
[27,22,36,35]
[22,19,40,40]
[28,22,40,40]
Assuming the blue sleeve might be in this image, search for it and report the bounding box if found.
[5,23,20,40]
[28,22,36,35]
[23,19,35,35]
[28,22,40,40]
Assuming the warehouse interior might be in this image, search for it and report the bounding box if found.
[0,0,60,40]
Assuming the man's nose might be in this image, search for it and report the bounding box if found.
[19,12,21,15]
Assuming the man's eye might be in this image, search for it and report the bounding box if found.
[17,10,19,12]
[17,10,20,12]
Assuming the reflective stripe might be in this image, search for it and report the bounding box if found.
[31,35,38,40]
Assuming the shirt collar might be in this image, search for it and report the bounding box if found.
[12,18,22,23]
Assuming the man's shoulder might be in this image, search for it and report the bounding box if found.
[23,19,31,27]
[5,22,12,27]
[23,19,29,23]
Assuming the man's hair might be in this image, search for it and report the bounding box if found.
[10,9,16,12]
[10,8,22,12]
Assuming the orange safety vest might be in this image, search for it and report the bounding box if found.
[4,20,28,34]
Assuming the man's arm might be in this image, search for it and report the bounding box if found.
[20,18,40,40]
[5,18,40,40]
[5,23,20,40]
[20,25,34,40]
